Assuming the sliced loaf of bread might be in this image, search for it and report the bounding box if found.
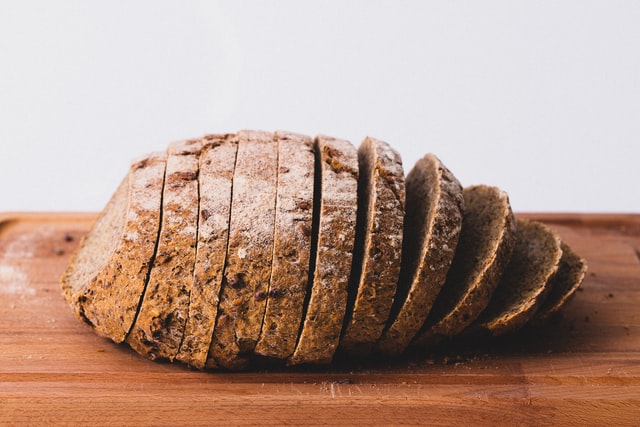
[288,135,358,366]
[126,139,201,361]
[61,130,588,371]
[177,135,237,369]
[340,136,405,356]
[254,131,315,359]
[412,185,516,347]
[471,218,562,336]
[376,154,464,357]
[60,151,166,343]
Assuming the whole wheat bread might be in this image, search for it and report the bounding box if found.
[534,241,587,323]
[412,185,516,347]
[254,131,315,359]
[288,135,358,366]
[126,139,201,361]
[471,218,562,336]
[376,153,464,357]
[208,131,278,369]
[340,136,405,356]
[177,135,237,369]
[61,130,587,371]
[61,151,166,343]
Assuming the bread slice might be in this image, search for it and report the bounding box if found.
[253,131,315,359]
[339,137,405,356]
[287,135,358,366]
[126,139,201,361]
[411,185,516,347]
[375,154,463,357]
[209,131,278,369]
[60,151,166,343]
[533,241,587,323]
[471,218,562,336]
[176,135,237,369]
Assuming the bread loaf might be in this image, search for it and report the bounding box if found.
[61,130,587,371]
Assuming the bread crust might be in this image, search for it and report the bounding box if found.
[376,154,463,357]
[340,137,405,356]
[533,241,587,323]
[177,135,237,369]
[208,131,278,369]
[412,185,516,347]
[472,219,562,336]
[288,135,358,365]
[254,131,315,359]
[60,151,166,343]
[126,139,201,361]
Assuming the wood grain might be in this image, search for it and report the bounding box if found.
[1,212,639,425]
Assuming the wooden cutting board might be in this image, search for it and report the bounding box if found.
[1,212,639,425]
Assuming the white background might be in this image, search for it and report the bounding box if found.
[1,1,638,213]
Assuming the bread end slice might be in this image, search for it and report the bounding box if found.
[60,151,166,343]
[533,241,588,323]
[472,218,563,336]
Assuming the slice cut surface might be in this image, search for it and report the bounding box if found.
[177,135,237,369]
[126,139,201,361]
[471,218,562,336]
[340,136,405,356]
[288,135,358,366]
[412,185,516,347]
[534,241,587,323]
[209,131,278,369]
[376,153,464,357]
[254,131,315,359]
[60,151,166,343]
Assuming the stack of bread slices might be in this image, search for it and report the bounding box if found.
[60,131,587,371]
